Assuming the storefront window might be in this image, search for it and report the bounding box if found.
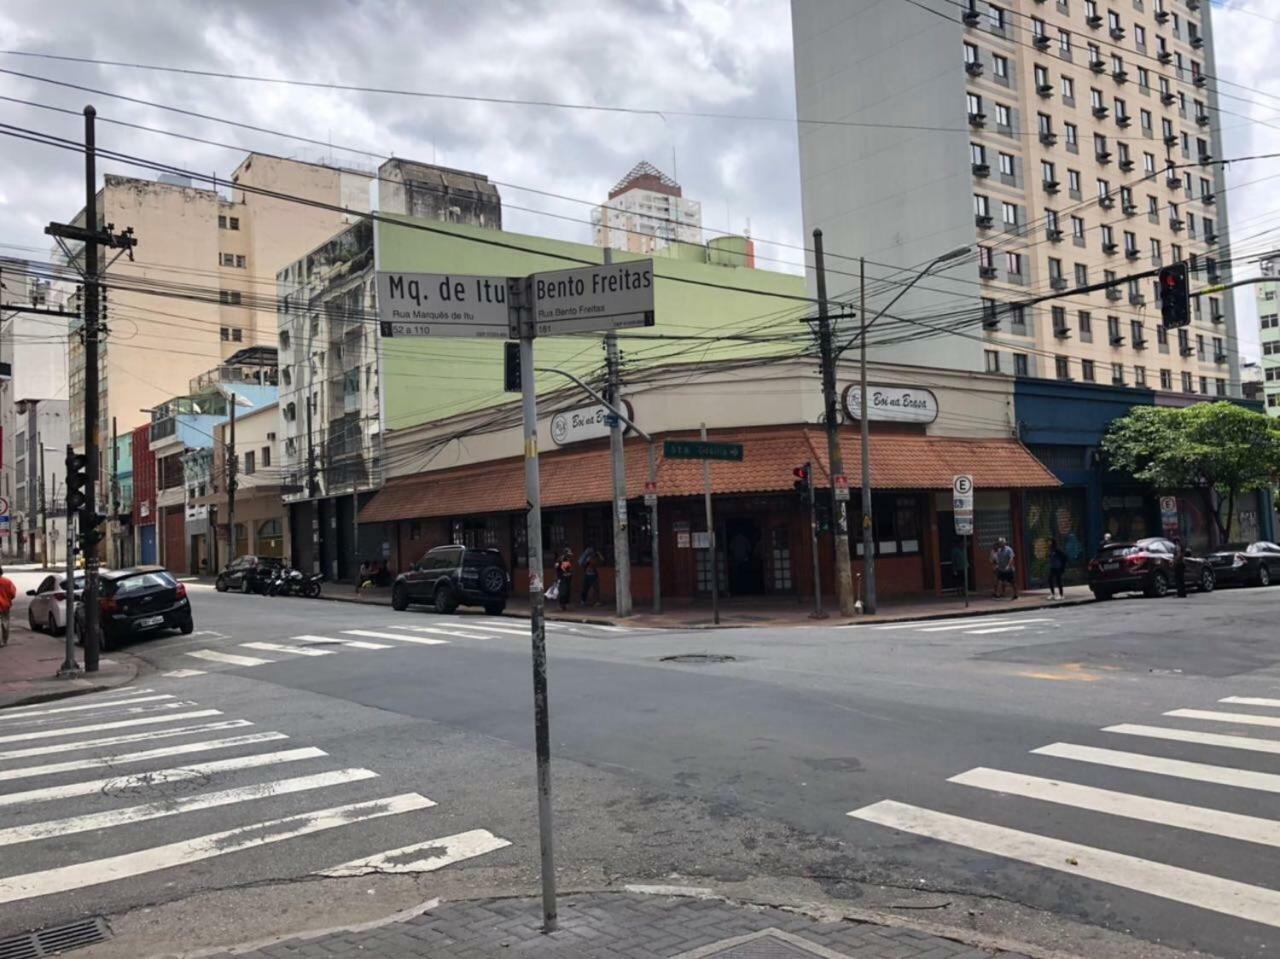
[627,505,653,566]
[455,517,500,549]
[511,515,527,567]
[851,494,924,556]
[541,512,568,554]
[582,507,614,566]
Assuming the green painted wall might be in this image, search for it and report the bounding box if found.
[374,215,808,431]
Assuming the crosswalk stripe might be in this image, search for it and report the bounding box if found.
[1105,724,1280,756]
[968,625,1034,635]
[342,629,448,646]
[0,693,176,723]
[0,746,327,809]
[455,622,528,636]
[950,767,1280,848]
[240,642,335,658]
[848,799,1280,928]
[870,617,1028,631]
[188,650,274,667]
[0,709,222,746]
[387,625,493,640]
[920,618,1053,633]
[0,720,253,763]
[1164,708,1280,729]
[0,768,383,849]
[0,700,196,730]
[319,828,510,877]
[1032,742,1280,794]
[163,669,208,678]
[1219,697,1280,709]
[0,792,434,906]
[0,732,290,784]
[571,623,630,633]
[293,635,390,650]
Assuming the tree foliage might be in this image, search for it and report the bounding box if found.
[1102,402,1280,544]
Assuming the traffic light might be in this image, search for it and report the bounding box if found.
[793,462,812,506]
[1159,262,1190,329]
[65,451,88,511]
[503,341,522,392]
[79,512,106,550]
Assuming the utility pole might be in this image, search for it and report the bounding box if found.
[813,230,856,616]
[647,442,660,613]
[111,416,119,569]
[58,444,78,678]
[603,249,632,617]
[227,393,237,561]
[38,435,48,570]
[700,423,719,626]
[858,255,876,614]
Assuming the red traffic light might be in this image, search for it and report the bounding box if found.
[793,465,809,481]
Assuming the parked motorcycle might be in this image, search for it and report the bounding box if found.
[268,566,324,598]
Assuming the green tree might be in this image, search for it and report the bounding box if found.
[1102,402,1280,546]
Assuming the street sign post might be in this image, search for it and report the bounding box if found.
[663,440,744,462]
[0,495,9,539]
[375,272,511,338]
[531,260,654,336]
[953,475,975,607]
[833,474,850,503]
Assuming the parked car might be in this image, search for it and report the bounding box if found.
[1207,541,1280,588]
[215,555,283,594]
[25,572,85,634]
[391,545,510,615]
[1087,537,1215,600]
[75,566,194,650]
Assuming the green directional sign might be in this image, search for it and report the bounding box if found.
[663,440,744,462]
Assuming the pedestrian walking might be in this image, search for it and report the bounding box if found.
[0,566,15,647]
[1172,536,1189,598]
[555,549,573,611]
[579,546,600,606]
[1047,538,1068,599]
[992,537,1018,599]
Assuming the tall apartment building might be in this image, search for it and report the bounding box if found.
[1257,255,1280,414]
[793,0,1236,396]
[592,161,703,254]
[61,154,376,499]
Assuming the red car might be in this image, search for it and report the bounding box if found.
[1087,537,1215,600]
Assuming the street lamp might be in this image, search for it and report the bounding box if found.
[851,246,969,614]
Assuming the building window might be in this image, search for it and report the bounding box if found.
[243,451,255,475]
[220,326,230,341]
[1075,263,1088,287]
[1009,304,1027,332]
[974,194,990,217]
[995,103,1011,127]
[1160,368,1172,390]
[1002,201,1018,226]
[968,93,983,116]
[1135,366,1147,387]
[1199,375,1209,395]
[220,253,234,266]
[971,142,986,165]
[218,289,242,305]
[1014,353,1029,377]
[1071,216,1085,240]
[235,254,245,268]
[1082,359,1096,382]
[229,216,239,230]
[1182,371,1193,392]
[1215,378,1226,396]
[988,5,1007,30]
[1068,169,1081,194]
[964,42,979,64]
[985,350,1001,373]
[993,54,1009,78]
[999,153,1016,177]
[232,328,243,342]
[1052,306,1068,334]
[1078,310,1093,341]
[1061,75,1075,99]
[1108,315,1122,341]
[1006,251,1023,275]
[218,215,227,229]
[1112,363,1125,385]
[1131,319,1144,344]
[261,445,271,468]
[1059,29,1071,54]
[1065,122,1078,148]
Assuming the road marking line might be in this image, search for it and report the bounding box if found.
[163,669,207,678]
[187,650,274,667]
[0,694,176,723]
[1105,724,1280,756]
[920,618,1053,633]
[342,629,448,646]
[386,625,492,640]
[0,768,382,848]
[0,701,198,731]
[0,710,223,746]
[0,720,253,763]
[969,625,1030,635]
[0,732,290,783]
[318,828,509,877]
[453,622,528,636]
[1165,708,1280,729]
[1032,743,1280,793]
[240,642,335,658]
[870,617,1029,631]
[1220,697,1280,709]
[293,635,390,650]
[0,792,433,905]
[951,766,1280,848]
[0,747,327,808]
[848,799,1280,928]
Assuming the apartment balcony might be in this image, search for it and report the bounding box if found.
[1033,34,1051,50]
[1047,227,1064,243]
[1155,10,1170,23]
[1103,241,1119,254]
[1119,158,1135,172]
[1086,14,1103,28]
[1039,131,1058,146]
[972,162,991,177]
[1210,312,1225,324]
[1196,113,1210,127]
[1110,26,1126,40]
[966,60,984,77]
[1099,195,1116,209]
[979,265,998,279]
[1112,69,1128,84]
[1161,91,1177,106]
[1130,293,1147,306]
[1106,288,1123,302]
[962,8,981,25]
[1180,345,1195,357]
[1164,134,1179,148]
[1191,35,1204,50]
[1096,151,1113,165]
[1157,50,1173,64]
[1215,352,1228,364]
[1123,202,1138,215]
[976,213,994,229]
[1116,115,1132,128]
[1037,83,1054,98]
[1126,248,1141,261]
[1134,337,1149,350]
[969,112,987,128]
[1204,231,1219,244]
[1202,193,1216,206]
[1166,173,1183,188]
[1043,179,1060,194]
[1170,218,1185,231]
[1051,276,1068,290]
[1111,334,1126,347]
[1090,59,1106,74]
[1092,105,1109,119]
[1193,75,1207,88]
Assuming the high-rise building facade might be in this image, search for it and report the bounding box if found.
[592,161,702,254]
[1257,255,1280,415]
[793,0,1236,397]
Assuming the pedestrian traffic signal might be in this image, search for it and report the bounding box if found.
[793,462,812,505]
[1159,262,1191,329]
[65,451,88,511]
[503,341,522,392]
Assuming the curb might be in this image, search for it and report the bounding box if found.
[0,656,140,711]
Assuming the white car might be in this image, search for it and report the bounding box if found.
[26,573,85,634]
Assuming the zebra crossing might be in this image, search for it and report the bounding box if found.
[845,615,1059,636]
[167,618,643,677]
[848,694,1280,930]
[0,687,509,911]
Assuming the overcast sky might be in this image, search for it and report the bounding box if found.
[0,0,1275,362]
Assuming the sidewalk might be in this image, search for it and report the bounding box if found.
[199,891,1037,959]
[305,581,1094,629]
[0,622,138,709]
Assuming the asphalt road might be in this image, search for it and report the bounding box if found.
[2,578,1279,958]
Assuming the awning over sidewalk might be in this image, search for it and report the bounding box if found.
[359,426,1059,523]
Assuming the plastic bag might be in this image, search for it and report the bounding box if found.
[546,581,560,601]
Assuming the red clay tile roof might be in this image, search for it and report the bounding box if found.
[359,426,1058,523]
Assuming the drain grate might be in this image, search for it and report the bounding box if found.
[660,653,736,664]
[673,928,851,958]
[0,917,110,959]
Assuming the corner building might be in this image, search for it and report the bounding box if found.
[792,0,1238,397]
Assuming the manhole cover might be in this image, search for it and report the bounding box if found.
[659,654,736,664]
[101,768,211,800]
[672,928,850,958]
[0,916,110,958]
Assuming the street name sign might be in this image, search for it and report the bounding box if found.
[663,440,744,462]
[953,474,974,536]
[531,260,655,336]
[376,272,511,338]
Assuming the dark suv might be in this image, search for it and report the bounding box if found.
[1087,537,1214,599]
[392,546,510,615]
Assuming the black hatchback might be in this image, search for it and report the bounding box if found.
[77,566,194,650]
[391,546,510,615]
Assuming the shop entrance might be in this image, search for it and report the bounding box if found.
[937,514,974,593]
[724,516,766,596]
